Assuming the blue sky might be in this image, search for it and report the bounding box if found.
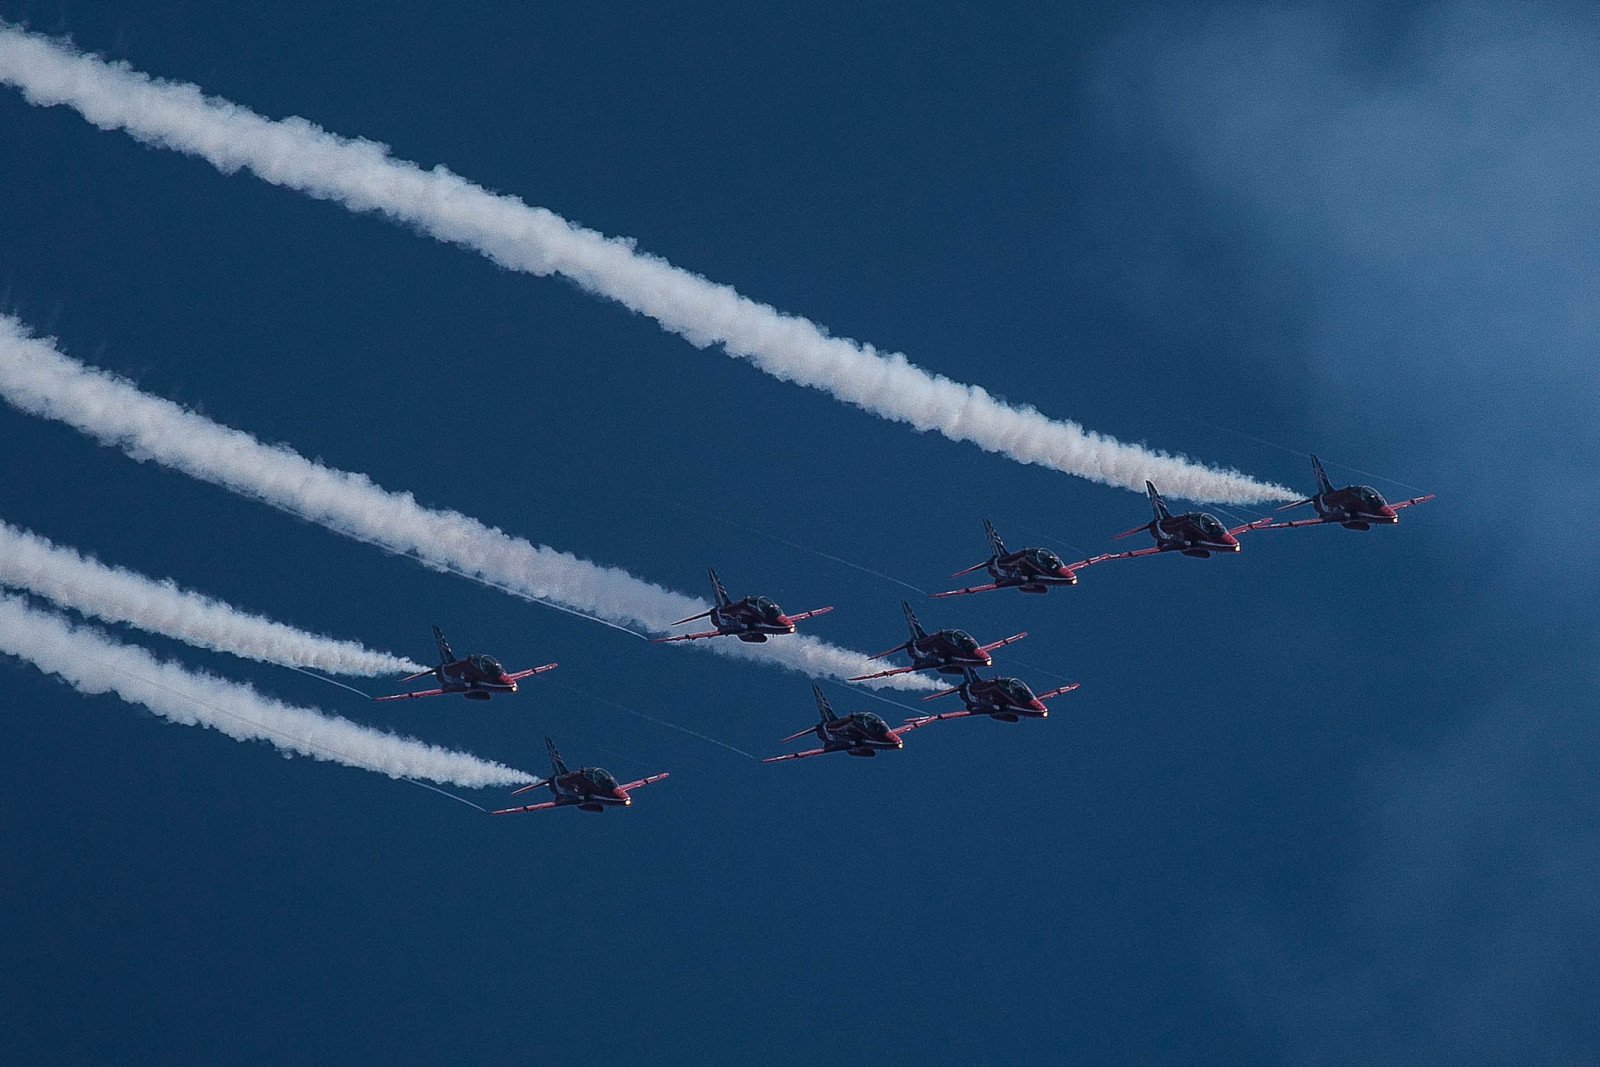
[1,2,1593,1061]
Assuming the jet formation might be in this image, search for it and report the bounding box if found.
[370,455,1431,813]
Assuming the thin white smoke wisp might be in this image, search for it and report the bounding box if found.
[550,680,758,762]
[0,317,932,691]
[283,663,374,700]
[0,517,423,676]
[0,25,1291,505]
[0,592,529,788]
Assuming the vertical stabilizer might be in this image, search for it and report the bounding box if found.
[545,736,570,778]
[708,568,732,608]
[901,601,928,641]
[1310,455,1335,497]
[432,624,455,665]
[1145,481,1173,522]
[812,684,838,723]
[983,518,1007,558]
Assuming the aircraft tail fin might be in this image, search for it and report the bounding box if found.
[812,684,838,723]
[432,624,455,665]
[1310,454,1335,496]
[983,518,1007,557]
[1146,481,1172,522]
[708,568,732,608]
[545,736,570,779]
[901,600,927,641]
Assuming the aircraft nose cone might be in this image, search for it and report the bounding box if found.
[888,732,905,749]
[1032,701,1049,714]
[615,789,631,805]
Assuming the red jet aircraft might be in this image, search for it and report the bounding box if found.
[373,625,557,703]
[933,519,1080,598]
[492,737,669,815]
[849,601,1026,682]
[1241,455,1434,532]
[761,685,906,763]
[1080,482,1251,567]
[652,568,833,644]
[900,667,1079,728]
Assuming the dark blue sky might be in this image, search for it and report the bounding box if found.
[1,2,1593,1061]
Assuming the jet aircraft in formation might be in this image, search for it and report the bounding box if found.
[492,737,669,815]
[652,568,833,644]
[371,454,1430,816]
[762,685,906,763]
[374,625,558,703]
[933,519,1080,598]
[849,602,1027,682]
[1241,456,1436,533]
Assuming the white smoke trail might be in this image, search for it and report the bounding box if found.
[0,517,423,676]
[0,592,527,787]
[0,25,1291,504]
[0,317,934,690]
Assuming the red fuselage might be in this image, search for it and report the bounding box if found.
[989,548,1078,592]
[906,630,991,674]
[816,713,904,756]
[711,596,799,642]
[436,655,519,701]
[1153,513,1241,558]
[550,768,633,812]
[951,676,1050,721]
[1312,485,1399,529]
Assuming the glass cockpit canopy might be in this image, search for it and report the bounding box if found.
[950,631,980,654]
[471,654,504,675]
[751,596,783,621]
[1196,514,1227,538]
[1353,486,1388,509]
[998,678,1033,703]
[586,768,619,791]
[1023,548,1064,570]
[859,713,889,736]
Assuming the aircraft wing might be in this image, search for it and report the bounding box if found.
[372,686,452,702]
[760,746,834,764]
[847,663,922,682]
[1238,517,1331,532]
[1074,547,1163,567]
[506,663,560,682]
[509,778,551,797]
[618,772,670,793]
[490,798,565,815]
[1392,493,1436,510]
[786,606,835,624]
[1229,518,1278,536]
[897,711,973,732]
[977,632,1028,656]
[931,581,1003,599]
[650,628,726,644]
[1037,683,1082,701]
[948,560,990,578]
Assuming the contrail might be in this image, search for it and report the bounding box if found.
[0,592,528,788]
[0,317,934,691]
[0,517,424,676]
[0,25,1291,505]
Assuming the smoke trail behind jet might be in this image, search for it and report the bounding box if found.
[0,25,1291,504]
[0,592,527,787]
[0,316,933,690]
[0,518,423,676]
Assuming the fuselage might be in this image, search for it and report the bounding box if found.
[911,630,991,673]
[819,713,904,756]
[991,547,1078,592]
[551,767,632,812]
[712,595,799,641]
[1314,485,1399,528]
[957,676,1050,720]
[438,654,518,698]
[1154,513,1241,557]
